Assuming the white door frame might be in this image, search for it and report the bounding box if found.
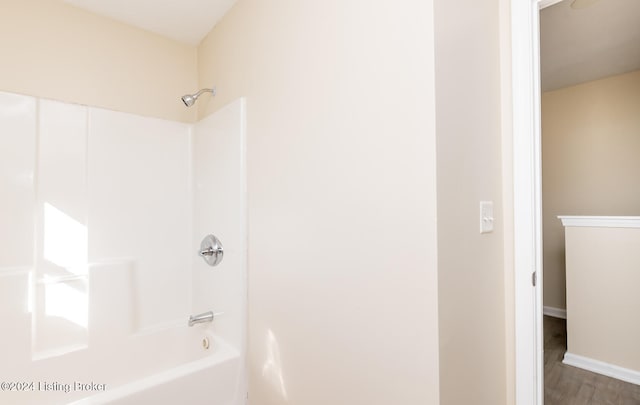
[511,0,546,404]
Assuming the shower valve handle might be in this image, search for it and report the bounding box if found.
[198,234,224,266]
[199,246,221,257]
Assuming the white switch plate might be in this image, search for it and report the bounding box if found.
[480,201,494,234]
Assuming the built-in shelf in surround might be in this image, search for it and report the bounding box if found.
[558,216,640,229]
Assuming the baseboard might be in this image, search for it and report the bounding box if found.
[543,306,567,319]
[563,352,640,385]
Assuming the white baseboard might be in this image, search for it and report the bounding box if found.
[543,306,567,319]
[563,352,640,386]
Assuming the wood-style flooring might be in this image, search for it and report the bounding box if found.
[544,315,640,405]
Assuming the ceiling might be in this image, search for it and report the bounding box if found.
[540,0,640,91]
[60,0,640,88]
[63,0,238,45]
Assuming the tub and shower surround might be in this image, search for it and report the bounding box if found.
[0,91,246,404]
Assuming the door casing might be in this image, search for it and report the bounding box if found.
[511,0,546,404]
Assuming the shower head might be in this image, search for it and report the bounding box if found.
[181,88,215,107]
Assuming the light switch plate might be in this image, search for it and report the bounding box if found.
[480,201,494,234]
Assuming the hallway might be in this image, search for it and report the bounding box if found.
[544,316,640,404]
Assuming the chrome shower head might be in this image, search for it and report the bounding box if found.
[181,88,215,107]
[181,94,196,107]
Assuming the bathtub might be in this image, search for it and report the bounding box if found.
[1,325,244,405]
[71,333,243,405]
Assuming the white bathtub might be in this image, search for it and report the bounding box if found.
[1,326,244,405]
[71,335,243,405]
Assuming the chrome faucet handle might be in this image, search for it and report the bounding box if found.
[199,246,221,257]
[199,234,223,266]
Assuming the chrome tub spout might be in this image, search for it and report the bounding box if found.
[188,311,214,327]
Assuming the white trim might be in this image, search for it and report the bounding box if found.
[543,306,566,319]
[512,0,544,404]
[563,352,640,385]
[538,0,564,9]
[558,216,640,228]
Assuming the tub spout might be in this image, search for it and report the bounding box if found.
[188,311,214,327]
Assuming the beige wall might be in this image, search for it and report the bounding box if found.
[434,0,507,404]
[499,0,515,402]
[0,0,197,123]
[564,225,640,372]
[198,1,440,404]
[542,70,640,310]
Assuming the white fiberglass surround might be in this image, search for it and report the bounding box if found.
[0,91,246,405]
